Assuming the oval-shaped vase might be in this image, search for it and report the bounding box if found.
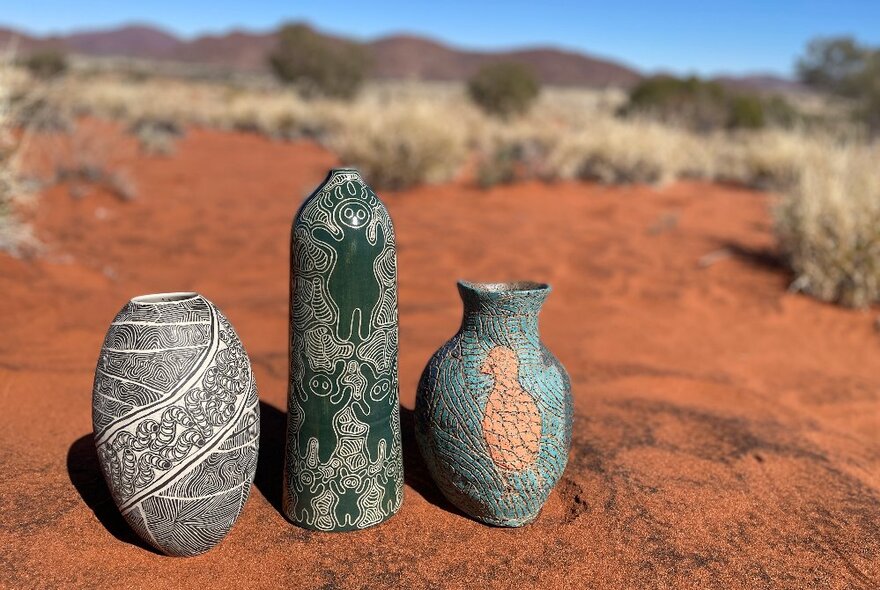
[415,281,573,526]
[284,168,403,531]
[91,292,260,556]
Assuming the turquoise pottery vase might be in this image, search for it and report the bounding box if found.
[415,281,573,526]
[284,168,403,531]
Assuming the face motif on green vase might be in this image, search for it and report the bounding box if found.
[307,373,333,397]
[336,199,371,230]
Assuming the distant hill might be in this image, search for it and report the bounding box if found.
[713,74,805,94]
[368,35,641,87]
[0,22,797,91]
[0,25,180,58]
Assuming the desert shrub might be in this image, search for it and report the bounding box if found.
[798,37,880,134]
[0,64,19,243]
[761,95,801,129]
[476,142,532,187]
[0,49,41,256]
[728,94,799,130]
[468,62,540,118]
[31,70,873,195]
[774,143,880,307]
[859,90,880,135]
[12,94,74,132]
[797,37,871,98]
[222,91,338,140]
[620,76,728,131]
[55,162,138,201]
[476,145,518,187]
[476,138,552,187]
[330,103,468,190]
[622,75,798,132]
[129,117,185,155]
[46,122,139,201]
[540,117,702,185]
[268,24,370,100]
[728,95,765,129]
[23,50,68,79]
[713,130,813,190]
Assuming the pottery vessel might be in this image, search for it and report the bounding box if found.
[284,168,403,531]
[415,281,573,526]
[92,293,259,556]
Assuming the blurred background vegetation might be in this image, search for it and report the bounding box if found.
[1,23,880,306]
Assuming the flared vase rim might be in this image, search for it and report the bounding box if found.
[457,280,551,297]
[130,292,201,305]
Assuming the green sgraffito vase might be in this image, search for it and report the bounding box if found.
[284,168,403,531]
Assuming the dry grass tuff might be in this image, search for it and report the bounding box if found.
[775,141,880,307]
[0,50,37,256]
[10,68,880,308]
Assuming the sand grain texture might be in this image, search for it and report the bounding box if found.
[1,123,878,589]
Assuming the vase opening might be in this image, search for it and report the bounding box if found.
[130,292,200,305]
[458,281,550,295]
[457,280,551,318]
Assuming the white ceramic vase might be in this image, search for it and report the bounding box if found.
[91,292,259,556]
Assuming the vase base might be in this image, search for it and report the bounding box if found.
[473,511,540,528]
[285,514,399,533]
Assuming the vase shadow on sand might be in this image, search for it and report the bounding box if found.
[398,405,468,518]
[66,434,162,555]
[253,400,286,516]
[252,400,465,520]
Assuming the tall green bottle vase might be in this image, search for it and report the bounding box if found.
[283,168,403,531]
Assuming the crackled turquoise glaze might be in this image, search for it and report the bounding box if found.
[415,281,573,526]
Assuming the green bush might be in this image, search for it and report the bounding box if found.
[467,62,540,118]
[23,50,68,79]
[620,76,728,131]
[621,75,798,132]
[761,95,800,129]
[797,37,871,97]
[728,95,765,129]
[268,24,370,100]
[797,37,880,134]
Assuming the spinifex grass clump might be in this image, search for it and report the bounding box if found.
[775,143,880,307]
[0,49,37,256]
[329,101,469,190]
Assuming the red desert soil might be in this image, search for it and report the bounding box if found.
[1,123,878,589]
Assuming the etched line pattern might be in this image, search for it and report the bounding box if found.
[93,297,259,556]
[286,171,403,531]
[415,289,573,526]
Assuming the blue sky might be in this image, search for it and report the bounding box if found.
[4,1,880,76]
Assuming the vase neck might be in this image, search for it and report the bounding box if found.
[457,281,549,333]
[324,167,362,185]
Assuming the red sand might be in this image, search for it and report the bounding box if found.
[1,124,878,589]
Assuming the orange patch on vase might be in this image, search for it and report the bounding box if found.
[480,346,541,471]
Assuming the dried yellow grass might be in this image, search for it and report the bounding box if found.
[13,70,880,307]
[37,73,848,190]
[775,141,880,307]
[329,99,470,189]
[0,49,37,256]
